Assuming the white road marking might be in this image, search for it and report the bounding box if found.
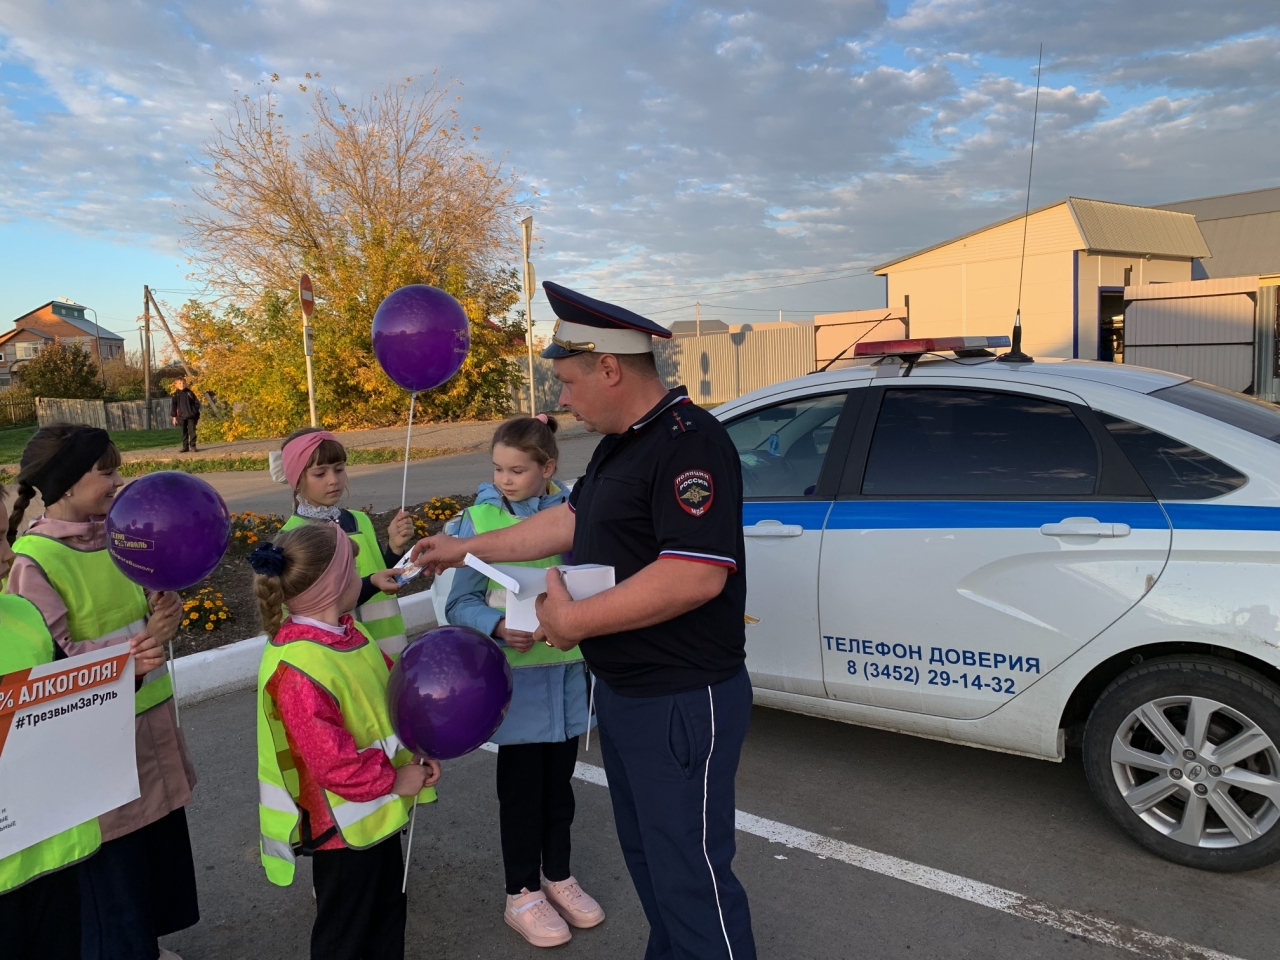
[478,743,1248,960]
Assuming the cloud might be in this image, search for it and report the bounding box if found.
[0,0,1278,320]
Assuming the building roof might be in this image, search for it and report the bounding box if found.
[1153,186,1280,279]
[669,319,730,336]
[873,197,1208,273]
[1154,185,1280,220]
[0,328,53,346]
[11,301,125,341]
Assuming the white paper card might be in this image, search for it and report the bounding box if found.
[462,555,615,632]
[0,644,140,859]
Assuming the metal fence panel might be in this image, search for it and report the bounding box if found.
[1126,295,1255,347]
[513,324,816,412]
[1126,344,1255,393]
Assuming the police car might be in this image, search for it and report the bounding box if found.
[714,335,1280,872]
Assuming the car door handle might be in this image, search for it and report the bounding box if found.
[1040,519,1131,538]
[743,523,804,538]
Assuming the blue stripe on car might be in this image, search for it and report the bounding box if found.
[744,500,1280,531]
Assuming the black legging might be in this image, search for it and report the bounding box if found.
[495,736,580,894]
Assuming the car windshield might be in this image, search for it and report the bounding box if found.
[1150,380,1280,444]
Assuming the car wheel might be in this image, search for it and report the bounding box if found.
[1083,656,1280,872]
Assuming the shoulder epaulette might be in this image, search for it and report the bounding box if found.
[667,406,699,437]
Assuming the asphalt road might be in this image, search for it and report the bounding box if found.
[161,689,1280,960]
[202,435,601,515]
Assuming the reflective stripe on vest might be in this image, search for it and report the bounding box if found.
[282,512,408,660]
[12,535,162,716]
[465,503,584,669]
[255,622,435,886]
[0,595,103,894]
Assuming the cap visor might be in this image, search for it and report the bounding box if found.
[540,343,581,359]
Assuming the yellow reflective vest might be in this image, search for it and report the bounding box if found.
[12,534,168,715]
[466,502,583,669]
[0,594,101,893]
[255,619,434,887]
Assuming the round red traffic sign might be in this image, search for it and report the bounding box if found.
[299,273,315,318]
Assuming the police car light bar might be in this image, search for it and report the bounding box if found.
[853,335,1011,358]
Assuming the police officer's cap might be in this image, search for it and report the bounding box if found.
[540,281,673,359]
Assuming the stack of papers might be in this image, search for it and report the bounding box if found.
[463,554,615,631]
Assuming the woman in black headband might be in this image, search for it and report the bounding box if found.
[5,424,198,960]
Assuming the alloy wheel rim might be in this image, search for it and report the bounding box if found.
[1110,695,1280,848]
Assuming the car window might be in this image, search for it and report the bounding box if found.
[1150,380,1280,443]
[1096,412,1247,500]
[726,393,846,499]
[862,388,1098,497]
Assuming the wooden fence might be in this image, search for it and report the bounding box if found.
[35,398,171,431]
[0,398,36,429]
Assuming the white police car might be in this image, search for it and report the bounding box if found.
[715,335,1280,872]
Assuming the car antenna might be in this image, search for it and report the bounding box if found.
[998,42,1043,365]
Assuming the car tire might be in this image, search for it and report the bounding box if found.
[1083,656,1280,872]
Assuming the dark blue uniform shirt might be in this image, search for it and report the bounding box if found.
[568,386,747,696]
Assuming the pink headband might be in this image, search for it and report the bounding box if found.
[283,431,341,489]
[286,527,355,619]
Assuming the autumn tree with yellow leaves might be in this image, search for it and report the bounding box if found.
[181,74,528,439]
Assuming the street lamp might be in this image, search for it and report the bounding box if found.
[84,306,108,393]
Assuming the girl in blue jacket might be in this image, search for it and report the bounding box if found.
[446,415,604,948]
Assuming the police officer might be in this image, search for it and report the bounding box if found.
[412,280,755,959]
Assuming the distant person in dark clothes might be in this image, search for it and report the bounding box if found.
[170,379,201,453]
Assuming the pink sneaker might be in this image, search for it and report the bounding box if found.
[541,873,605,929]
[505,888,572,947]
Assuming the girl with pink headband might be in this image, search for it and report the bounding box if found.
[275,427,415,659]
[249,523,440,960]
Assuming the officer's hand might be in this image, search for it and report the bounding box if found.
[369,569,402,594]
[129,633,167,675]
[387,510,415,554]
[408,533,467,574]
[533,568,579,651]
[494,619,536,653]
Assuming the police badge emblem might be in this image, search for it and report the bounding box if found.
[675,469,714,516]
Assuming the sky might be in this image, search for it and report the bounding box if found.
[1,1,1278,340]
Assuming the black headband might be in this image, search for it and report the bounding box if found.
[27,428,111,505]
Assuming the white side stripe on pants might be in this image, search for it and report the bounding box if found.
[702,685,734,960]
[476,743,1245,960]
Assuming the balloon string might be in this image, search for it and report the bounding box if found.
[401,799,418,893]
[169,640,180,728]
[401,393,417,512]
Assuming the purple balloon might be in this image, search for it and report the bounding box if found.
[387,625,513,760]
[106,472,231,592]
[371,284,470,393]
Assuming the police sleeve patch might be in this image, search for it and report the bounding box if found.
[675,469,714,516]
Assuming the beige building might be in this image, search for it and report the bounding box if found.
[871,198,1210,361]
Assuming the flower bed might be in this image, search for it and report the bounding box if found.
[170,496,472,657]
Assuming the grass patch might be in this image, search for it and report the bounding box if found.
[0,426,182,465]
[118,445,462,477]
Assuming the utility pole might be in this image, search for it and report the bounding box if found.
[144,288,194,379]
[299,274,318,427]
[520,215,537,414]
[696,301,701,337]
[142,286,153,429]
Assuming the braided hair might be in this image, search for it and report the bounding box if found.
[6,424,121,544]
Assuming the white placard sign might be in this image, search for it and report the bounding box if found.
[0,644,140,858]
[463,554,615,632]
